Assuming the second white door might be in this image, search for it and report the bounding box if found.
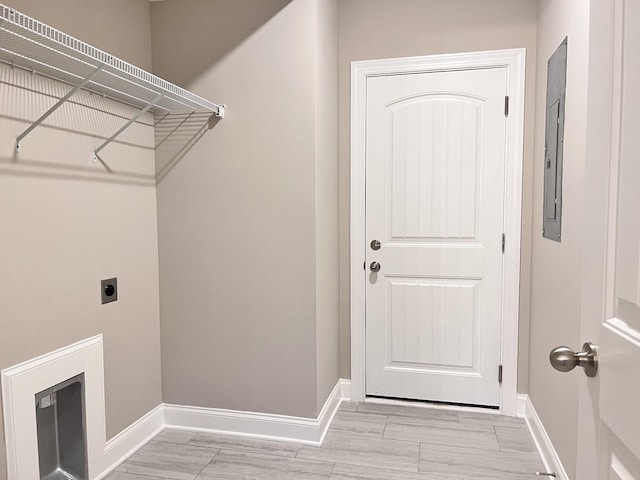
[365,67,508,406]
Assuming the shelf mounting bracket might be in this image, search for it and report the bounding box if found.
[93,93,164,161]
[15,63,105,152]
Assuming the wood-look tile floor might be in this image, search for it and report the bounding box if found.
[106,402,544,480]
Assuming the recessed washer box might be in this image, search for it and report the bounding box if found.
[35,374,87,480]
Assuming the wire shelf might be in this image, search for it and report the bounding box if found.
[0,3,225,157]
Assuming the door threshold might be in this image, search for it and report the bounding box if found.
[365,395,502,415]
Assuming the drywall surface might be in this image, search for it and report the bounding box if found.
[528,1,590,478]
[152,0,340,418]
[313,0,340,414]
[0,1,160,479]
[337,0,538,392]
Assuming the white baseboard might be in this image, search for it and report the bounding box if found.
[32,378,350,479]
[95,404,165,480]
[521,394,570,480]
[339,378,352,403]
[316,379,351,443]
[2,334,350,479]
[164,378,351,446]
[0,335,166,480]
[516,393,527,418]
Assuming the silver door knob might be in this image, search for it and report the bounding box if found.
[370,262,381,272]
[370,240,381,251]
[549,342,598,377]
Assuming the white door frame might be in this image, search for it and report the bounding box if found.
[350,49,526,416]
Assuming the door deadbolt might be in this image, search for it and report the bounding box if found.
[370,261,381,273]
[370,240,381,251]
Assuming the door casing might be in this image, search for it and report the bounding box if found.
[350,49,526,415]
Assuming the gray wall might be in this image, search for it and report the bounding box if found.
[336,0,539,393]
[0,1,161,479]
[527,1,590,478]
[313,0,340,412]
[152,0,340,418]
[0,2,600,477]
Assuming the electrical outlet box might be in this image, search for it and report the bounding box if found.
[101,278,117,304]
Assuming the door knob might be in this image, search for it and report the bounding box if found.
[370,240,381,251]
[370,261,381,272]
[549,342,598,377]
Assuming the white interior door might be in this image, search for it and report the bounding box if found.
[597,0,640,475]
[364,67,508,406]
[577,0,640,478]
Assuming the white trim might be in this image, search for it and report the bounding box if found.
[2,335,107,479]
[604,0,624,320]
[516,393,528,418]
[350,49,525,416]
[95,405,164,480]
[521,394,569,480]
[2,343,351,477]
[1,335,164,480]
[164,379,351,446]
[339,378,352,401]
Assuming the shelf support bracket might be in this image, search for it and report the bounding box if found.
[93,93,164,161]
[15,63,105,152]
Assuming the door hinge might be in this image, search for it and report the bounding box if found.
[504,96,509,116]
[498,365,503,384]
[502,233,506,254]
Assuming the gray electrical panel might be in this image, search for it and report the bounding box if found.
[543,37,567,242]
